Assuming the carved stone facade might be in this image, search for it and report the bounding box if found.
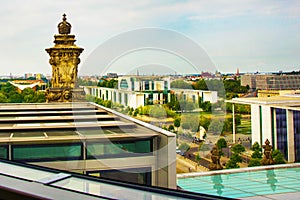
[45,14,84,102]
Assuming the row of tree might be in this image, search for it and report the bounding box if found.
[171,79,249,98]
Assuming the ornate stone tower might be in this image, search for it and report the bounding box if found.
[45,14,84,102]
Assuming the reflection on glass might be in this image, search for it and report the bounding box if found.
[52,177,183,200]
[211,175,224,196]
[266,169,277,191]
[0,162,55,181]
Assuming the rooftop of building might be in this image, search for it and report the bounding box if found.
[0,159,225,200]
[0,102,173,144]
[119,75,170,80]
[227,95,300,110]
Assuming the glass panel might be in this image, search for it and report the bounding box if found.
[87,143,105,157]
[276,108,288,160]
[294,111,300,161]
[136,140,151,153]
[90,167,152,186]
[0,145,8,159]
[86,140,152,158]
[52,177,180,200]
[13,143,82,161]
[0,162,55,181]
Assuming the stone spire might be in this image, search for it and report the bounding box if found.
[57,14,72,34]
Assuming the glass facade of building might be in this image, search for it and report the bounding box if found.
[275,108,288,160]
[86,139,152,159]
[7,139,152,162]
[87,167,152,186]
[12,143,83,162]
[294,110,300,162]
[0,145,8,159]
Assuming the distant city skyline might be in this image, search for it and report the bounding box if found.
[1,0,300,76]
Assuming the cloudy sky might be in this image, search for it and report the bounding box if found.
[1,0,300,76]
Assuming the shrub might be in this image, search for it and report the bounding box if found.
[248,158,261,167]
[252,142,262,151]
[216,138,227,149]
[149,105,166,118]
[225,159,240,169]
[251,150,262,159]
[168,125,175,132]
[272,149,286,164]
[231,144,245,154]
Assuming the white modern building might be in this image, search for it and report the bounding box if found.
[172,89,218,104]
[228,95,300,163]
[84,76,218,109]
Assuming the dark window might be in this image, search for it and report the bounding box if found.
[87,167,152,186]
[294,111,300,162]
[148,94,153,105]
[113,92,116,102]
[119,93,122,103]
[0,145,8,159]
[124,94,128,106]
[145,81,149,90]
[276,108,288,160]
[120,79,128,89]
[192,95,196,103]
[164,81,168,90]
[12,143,83,162]
[86,140,152,159]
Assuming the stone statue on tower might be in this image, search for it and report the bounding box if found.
[45,14,85,102]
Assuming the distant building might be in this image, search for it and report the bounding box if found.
[201,72,214,79]
[24,73,33,79]
[228,95,300,163]
[241,74,300,91]
[107,73,118,78]
[241,74,256,91]
[172,89,218,104]
[257,89,300,98]
[84,75,218,109]
[85,76,170,108]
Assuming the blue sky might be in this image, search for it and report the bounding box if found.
[0,0,300,76]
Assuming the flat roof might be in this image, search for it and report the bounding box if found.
[0,102,170,144]
[227,96,300,110]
